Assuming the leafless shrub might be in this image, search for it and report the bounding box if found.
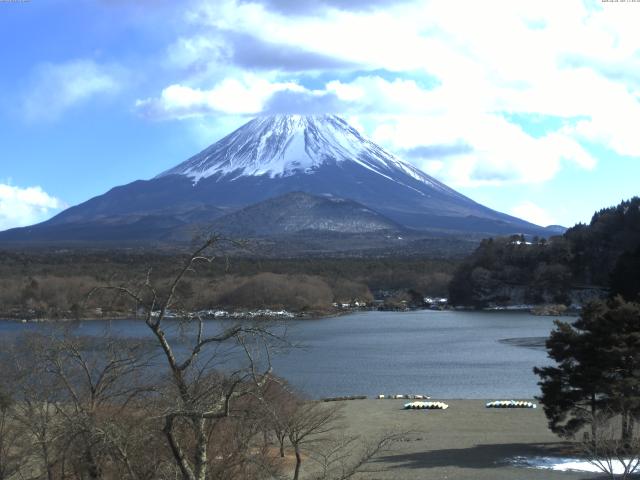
[581,409,640,480]
[307,432,402,480]
[0,387,29,480]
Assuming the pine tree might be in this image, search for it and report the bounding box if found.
[534,298,640,443]
[611,246,640,301]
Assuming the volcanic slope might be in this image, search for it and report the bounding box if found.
[0,115,549,247]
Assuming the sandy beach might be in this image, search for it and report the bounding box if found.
[327,399,606,480]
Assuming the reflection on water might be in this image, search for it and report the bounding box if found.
[0,310,566,399]
[498,337,548,350]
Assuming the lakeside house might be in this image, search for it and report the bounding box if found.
[423,297,448,308]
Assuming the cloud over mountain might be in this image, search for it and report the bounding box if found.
[131,0,638,193]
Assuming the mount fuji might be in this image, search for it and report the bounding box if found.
[0,115,551,250]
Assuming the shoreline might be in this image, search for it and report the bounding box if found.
[0,308,356,324]
[1,303,579,323]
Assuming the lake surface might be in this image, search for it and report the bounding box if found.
[0,310,564,399]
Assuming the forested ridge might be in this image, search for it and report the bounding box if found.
[449,197,640,307]
[0,252,456,319]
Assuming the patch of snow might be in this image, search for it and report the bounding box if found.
[510,456,640,475]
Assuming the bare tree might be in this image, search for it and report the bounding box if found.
[3,331,162,480]
[88,235,285,480]
[0,387,28,480]
[1,235,397,480]
[7,342,62,480]
[203,392,282,480]
[259,376,299,458]
[285,401,343,480]
[45,336,156,479]
[581,409,640,480]
[307,432,402,480]
[258,377,403,480]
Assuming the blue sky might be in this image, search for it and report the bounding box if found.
[1,0,639,230]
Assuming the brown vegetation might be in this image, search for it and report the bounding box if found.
[0,251,456,319]
[0,237,400,480]
[217,273,333,310]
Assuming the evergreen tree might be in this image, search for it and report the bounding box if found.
[535,298,640,443]
[611,246,640,301]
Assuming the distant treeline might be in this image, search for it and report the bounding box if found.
[0,252,458,319]
[449,197,640,307]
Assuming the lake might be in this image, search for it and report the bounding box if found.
[0,310,564,399]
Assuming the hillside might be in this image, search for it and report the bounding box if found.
[209,191,402,235]
[448,197,640,307]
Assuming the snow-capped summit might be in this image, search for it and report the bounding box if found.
[157,115,460,199]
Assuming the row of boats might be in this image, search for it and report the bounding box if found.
[377,395,538,410]
[404,401,449,410]
[377,394,431,400]
[486,400,537,408]
[402,400,538,410]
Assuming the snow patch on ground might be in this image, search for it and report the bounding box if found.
[510,456,640,474]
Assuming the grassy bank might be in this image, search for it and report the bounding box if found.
[326,399,601,480]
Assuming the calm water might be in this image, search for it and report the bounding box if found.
[0,310,565,399]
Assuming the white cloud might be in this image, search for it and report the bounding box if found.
[139,0,640,186]
[137,71,600,186]
[510,201,556,228]
[367,110,596,187]
[0,184,64,231]
[136,75,304,118]
[24,59,124,121]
